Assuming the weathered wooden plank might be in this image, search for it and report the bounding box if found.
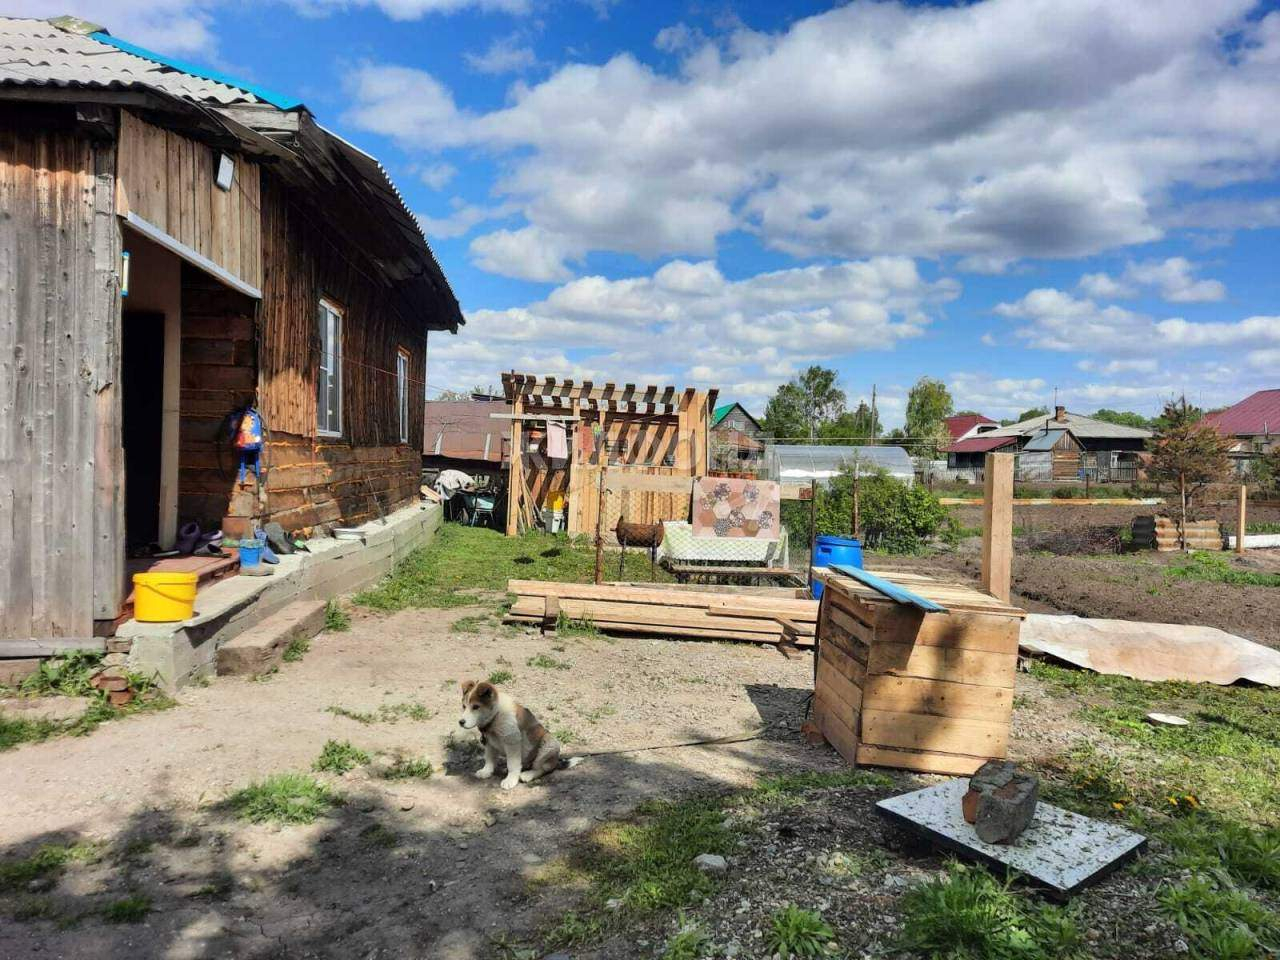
[855,744,988,776]
[820,638,867,685]
[862,675,1013,723]
[814,698,859,765]
[861,708,1009,757]
[866,643,1017,688]
[0,639,106,656]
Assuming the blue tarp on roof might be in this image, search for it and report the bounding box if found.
[1022,429,1068,452]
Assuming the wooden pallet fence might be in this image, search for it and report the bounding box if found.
[812,567,1025,776]
[1131,516,1223,551]
[504,580,818,645]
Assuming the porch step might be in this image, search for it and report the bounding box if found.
[216,600,327,678]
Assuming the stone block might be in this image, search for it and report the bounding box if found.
[965,760,1039,845]
[216,600,326,678]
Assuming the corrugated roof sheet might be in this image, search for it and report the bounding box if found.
[1202,389,1280,437]
[986,410,1151,440]
[946,435,1016,454]
[424,401,510,463]
[945,413,997,439]
[1022,429,1068,452]
[0,18,279,106]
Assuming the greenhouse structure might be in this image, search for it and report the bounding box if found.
[762,444,916,486]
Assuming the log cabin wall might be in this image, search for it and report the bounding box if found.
[115,110,262,290]
[0,112,123,642]
[176,264,258,527]
[255,171,426,532]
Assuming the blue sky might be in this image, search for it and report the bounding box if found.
[27,0,1280,426]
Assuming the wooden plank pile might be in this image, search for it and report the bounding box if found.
[505,580,818,645]
[813,566,1026,776]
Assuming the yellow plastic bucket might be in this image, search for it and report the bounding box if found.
[132,572,198,622]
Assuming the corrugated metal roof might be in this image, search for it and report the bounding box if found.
[986,410,1151,440]
[424,401,510,463]
[0,17,280,106]
[945,413,997,439]
[1022,429,1068,452]
[946,435,1016,454]
[1202,389,1280,437]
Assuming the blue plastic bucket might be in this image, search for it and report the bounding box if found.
[811,535,864,599]
[239,538,264,568]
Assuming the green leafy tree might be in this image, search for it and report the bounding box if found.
[762,366,846,441]
[1151,401,1204,433]
[1249,445,1280,493]
[904,377,954,457]
[1091,408,1151,429]
[782,469,948,554]
[819,401,881,442]
[1148,396,1231,549]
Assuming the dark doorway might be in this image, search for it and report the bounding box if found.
[122,311,165,549]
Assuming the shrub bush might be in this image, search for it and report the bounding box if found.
[781,469,948,554]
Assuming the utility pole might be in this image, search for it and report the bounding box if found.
[870,384,878,445]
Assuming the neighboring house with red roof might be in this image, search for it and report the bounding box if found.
[423,400,511,477]
[1201,389,1280,474]
[945,413,999,443]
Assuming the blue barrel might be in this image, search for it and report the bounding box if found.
[811,535,864,599]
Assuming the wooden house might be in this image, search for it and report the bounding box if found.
[980,406,1149,483]
[1201,389,1280,477]
[501,373,717,537]
[0,17,462,649]
[710,402,766,475]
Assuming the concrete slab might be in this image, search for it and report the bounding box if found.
[217,600,327,677]
[119,503,442,689]
[876,778,1146,896]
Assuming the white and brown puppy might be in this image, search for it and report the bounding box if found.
[458,680,567,789]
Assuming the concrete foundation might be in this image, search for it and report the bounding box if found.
[121,502,442,689]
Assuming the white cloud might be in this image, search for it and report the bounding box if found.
[344,0,1280,266]
[949,374,1050,421]
[418,162,457,190]
[1076,257,1226,303]
[290,0,529,18]
[1077,358,1159,375]
[465,34,536,74]
[469,226,581,282]
[417,198,515,239]
[10,0,217,54]
[431,256,959,401]
[995,287,1280,353]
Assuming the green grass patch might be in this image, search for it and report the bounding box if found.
[764,904,837,958]
[1246,521,1280,534]
[102,895,151,924]
[380,756,434,781]
[0,714,61,751]
[324,599,352,632]
[353,525,669,611]
[282,635,311,662]
[527,653,571,670]
[1,688,173,753]
[662,916,711,960]
[450,613,491,634]
[897,861,1083,960]
[1166,550,1280,588]
[1158,874,1278,959]
[18,650,104,697]
[488,668,515,685]
[326,701,434,724]
[225,773,340,825]
[0,842,100,893]
[312,739,371,774]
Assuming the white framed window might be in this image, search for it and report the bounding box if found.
[317,298,343,437]
[396,348,410,444]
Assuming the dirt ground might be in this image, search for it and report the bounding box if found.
[947,499,1280,538]
[0,603,845,960]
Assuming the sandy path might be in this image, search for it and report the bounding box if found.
[1,603,828,959]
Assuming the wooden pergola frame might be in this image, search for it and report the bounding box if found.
[501,372,718,536]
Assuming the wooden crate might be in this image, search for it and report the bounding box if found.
[812,567,1025,776]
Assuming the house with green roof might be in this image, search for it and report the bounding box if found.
[710,402,766,475]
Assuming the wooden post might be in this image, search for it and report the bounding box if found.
[807,479,818,596]
[1237,484,1247,555]
[505,394,524,535]
[851,473,861,540]
[593,467,606,585]
[981,452,1014,603]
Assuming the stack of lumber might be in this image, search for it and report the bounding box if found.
[1131,516,1223,551]
[812,566,1026,777]
[505,580,818,645]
